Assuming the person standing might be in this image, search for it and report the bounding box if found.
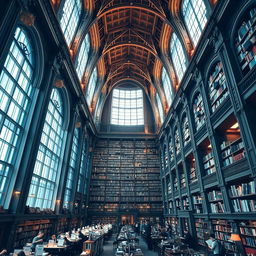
[207,234,221,256]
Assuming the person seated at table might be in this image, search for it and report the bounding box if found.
[31,230,44,250]
[207,234,221,256]
[0,249,7,255]
[64,236,72,245]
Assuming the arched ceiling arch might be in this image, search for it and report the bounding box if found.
[81,0,205,125]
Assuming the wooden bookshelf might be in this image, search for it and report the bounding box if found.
[200,139,216,176]
[229,180,256,213]
[168,138,174,163]
[192,194,203,213]
[174,128,181,155]
[186,154,197,183]
[14,219,53,248]
[172,170,178,192]
[208,189,225,213]
[89,139,162,219]
[208,62,229,112]
[182,196,189,210]
[238,220,256,255]
[235,8,256,75]
[182,114,191,146]
[212,219,238,254]
[193,93,205,131]
[195,218,209,246]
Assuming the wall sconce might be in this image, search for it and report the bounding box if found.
[56,199,61,204]
[20,11,35,26]
[14,191,21,196]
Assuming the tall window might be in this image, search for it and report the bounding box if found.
[170,33,187,83]
[76,34,90,81]
[111,88,144,126]
[27,89,65,209]
[182,0,208,46]
[60,0,82,46]
[63,127,79,209]
[0,27,35,207]
[77,141,87,193]
[86,68,97,106]
[156,93,164,123]
[161,67,174,107]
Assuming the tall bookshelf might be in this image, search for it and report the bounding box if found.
[193,93,205,131]
[200,139,216,176]
[208,61,229,112]
[174,128,181,155]
[182,114,191,146]
[207,189,225,214]
[89,138,162,221]
[235,7,256,75]
[195,218,209,246]
[212,220,238,254]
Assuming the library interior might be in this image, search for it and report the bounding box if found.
[0,0,256,255]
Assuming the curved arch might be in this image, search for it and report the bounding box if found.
[102,42,158,60]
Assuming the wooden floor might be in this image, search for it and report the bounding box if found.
[102,234,158,256]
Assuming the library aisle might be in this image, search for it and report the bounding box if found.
[102,235,158,256]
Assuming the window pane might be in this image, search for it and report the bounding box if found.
[183,0,208,46]
[111,88,144,126]
[27,89,65,209]
[76,34,90,80]
[63,128,80,208]
[170,33,188,83]
[0,27,35,207]
[161,67,173,107]
[86,68,97,106]
[156,93,164,123]
[59,0,82,46]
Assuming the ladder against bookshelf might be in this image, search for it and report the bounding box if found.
[229,180,256,213]
[207,189,225,213]
[193,93,205,131]
[200,139,216,176]
[212,219,239,254]
[186,153,197,183]
[195,218,209,246]
[192,193,203,213]
[208,62,229,112]
[238,220,256,255]
[174,128,181,155]
[235,7,256,75]
[219,121,245,168]
[168,138,174,163]
[182,114,191,146]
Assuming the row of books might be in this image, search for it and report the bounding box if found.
[232,199,256,212]
[208,190,223,201]
[210,202,225,213]
[229,181,255,197]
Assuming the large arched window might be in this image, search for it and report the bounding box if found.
[86,68,97,106]
[63,127,80,209]
[170,33,188,83]
[76,34,90,81]
[161,67,174,107]
[59,0,82,46]
[0,27,36,207]
[182,0,208,46]
[27,89,65,209]
[111,88,144,126]
[77,140,88,194]
[156,93,164,123]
